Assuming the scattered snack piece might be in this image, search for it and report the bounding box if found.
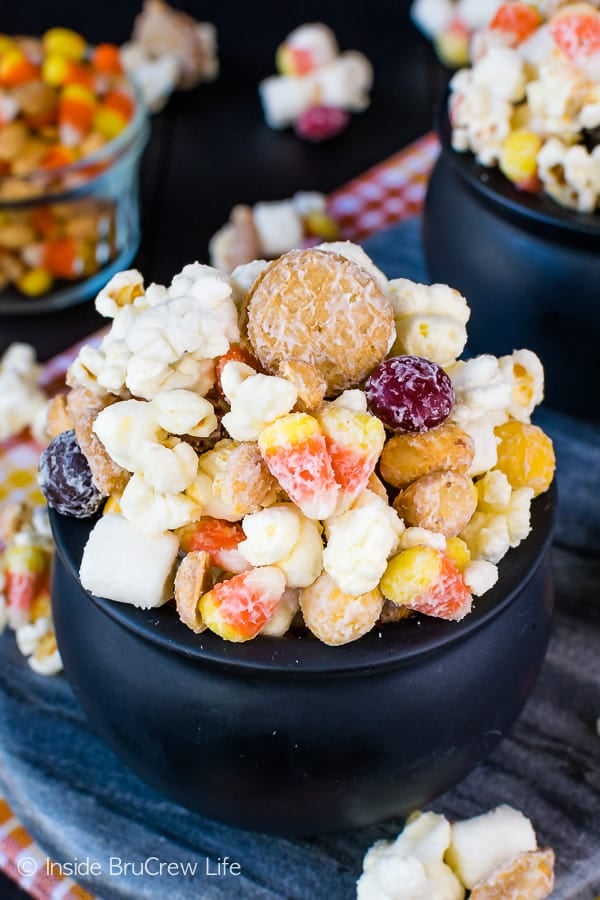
[121,0,218,111]
[0,343,48,443]
[50,242,554,647]
[209,191,341,274]
[174,549,210,633]
[357,805,554,899]
[259,23,372,139]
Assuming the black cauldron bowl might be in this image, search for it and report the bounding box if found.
[50,486,555,837]
[423,109,600,422]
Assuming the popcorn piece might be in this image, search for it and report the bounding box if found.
[472,46,527,102]
[260,586,299,636]
[221,364,298,442]
[316,403,385,512]
[460,416,501,477]
[357,811,465,900]
[253,200,304,258]
[151,389,217,438]
[79,513,179,608]
[470,848,555,899]
[448,355,513,424]
[199,566,286,642]
[258,413,339,520]
[449,72,514,166]
[300,572,383,646]
[400,526,447,552]
[323,489,403,595]
[463,559,499,595]
[446,804,538,889]
[177,517,249,574]
[498,349,544,420]
[174,549,211,633]
[187,439,249,522]
[0,343,47,443]
[229,259,270,306]
[239,504,323,588]
[16,615,62,675]
[388,279,470,364]
[460,470,534,563]
[120,473,200,534]
[95,269,145,318]
[119,43,179,113]
[537,137,600,212]
[381,546,472,620]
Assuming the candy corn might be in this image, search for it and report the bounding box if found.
[381,546,472,621]
[258,413,339,519]
[177,517,249,574]
[199,566,286,641]
[316,405,385,511]
[3,542,50,629]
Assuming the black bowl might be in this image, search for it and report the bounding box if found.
[423,108,600,422]
[50,487,555,836]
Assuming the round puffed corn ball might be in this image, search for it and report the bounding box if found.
[500,130,543,187]
[494,421,555,497]
[393,470,478,538]
[379,423,475,490]
[299,572,383,646]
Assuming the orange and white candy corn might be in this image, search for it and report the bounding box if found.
[177,516,249,574]
[258,412,339,520]
[316,403,385,512]
[199,566,286,642]
[381,546,472,621]
[3,541,50,629]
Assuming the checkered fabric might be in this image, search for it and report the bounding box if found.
[0,132,440,899]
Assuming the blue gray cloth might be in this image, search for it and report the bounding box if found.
[0,219,599,899]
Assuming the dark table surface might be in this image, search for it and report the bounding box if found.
[0,3,443,897]
[0,0,445,361]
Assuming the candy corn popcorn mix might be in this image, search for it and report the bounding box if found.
[40,242,555,646]
[357,804,555,899]
[448,1,600,212]
[0,25,141,297]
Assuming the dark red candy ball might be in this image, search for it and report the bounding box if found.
[365,356,455,432]
[294,105,350,142]
[39,429,104,518]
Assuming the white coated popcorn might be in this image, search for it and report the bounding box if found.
[95,269,145,318]
[448,355,513,425]
[120,474,200,534]
[323,490,404,595]
[527,56,593,142]
[460,471,534,563]
[221,367,298,442]
[327,389,368,412]
[253,201,304,258]
[239,504,323,588]
[463,559,499,596]
[538,138,600,212]
[230,260,270,306]
[120,43,180,113]
[70,263,239,401]
[460,416,500,477]
[498,349,544,421]
[388,279,470,363]
[80,513,180,605]
[400,527,447,552]
[152,389,217,437]
[284,23,339,69]
[0,343,47,443]
[449,72,513,166]
[357,812,465,900]
[15,616,62,676]
[472,47,527,103]
[186,439,253,522]
[446,805,537,889]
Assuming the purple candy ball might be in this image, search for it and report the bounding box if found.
[39,429,104,518]
[365,356,455,432]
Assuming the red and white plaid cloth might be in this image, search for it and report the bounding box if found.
[0,132,440,900]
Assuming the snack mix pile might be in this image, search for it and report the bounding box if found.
[448,0,600,212]
[259,24,373,141]
[357,804,555,899]
[33,242,555,648]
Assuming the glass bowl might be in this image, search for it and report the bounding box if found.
[0,84,149,315]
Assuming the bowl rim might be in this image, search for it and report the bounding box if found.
[437,101,600,238]
[50,482,556,676]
